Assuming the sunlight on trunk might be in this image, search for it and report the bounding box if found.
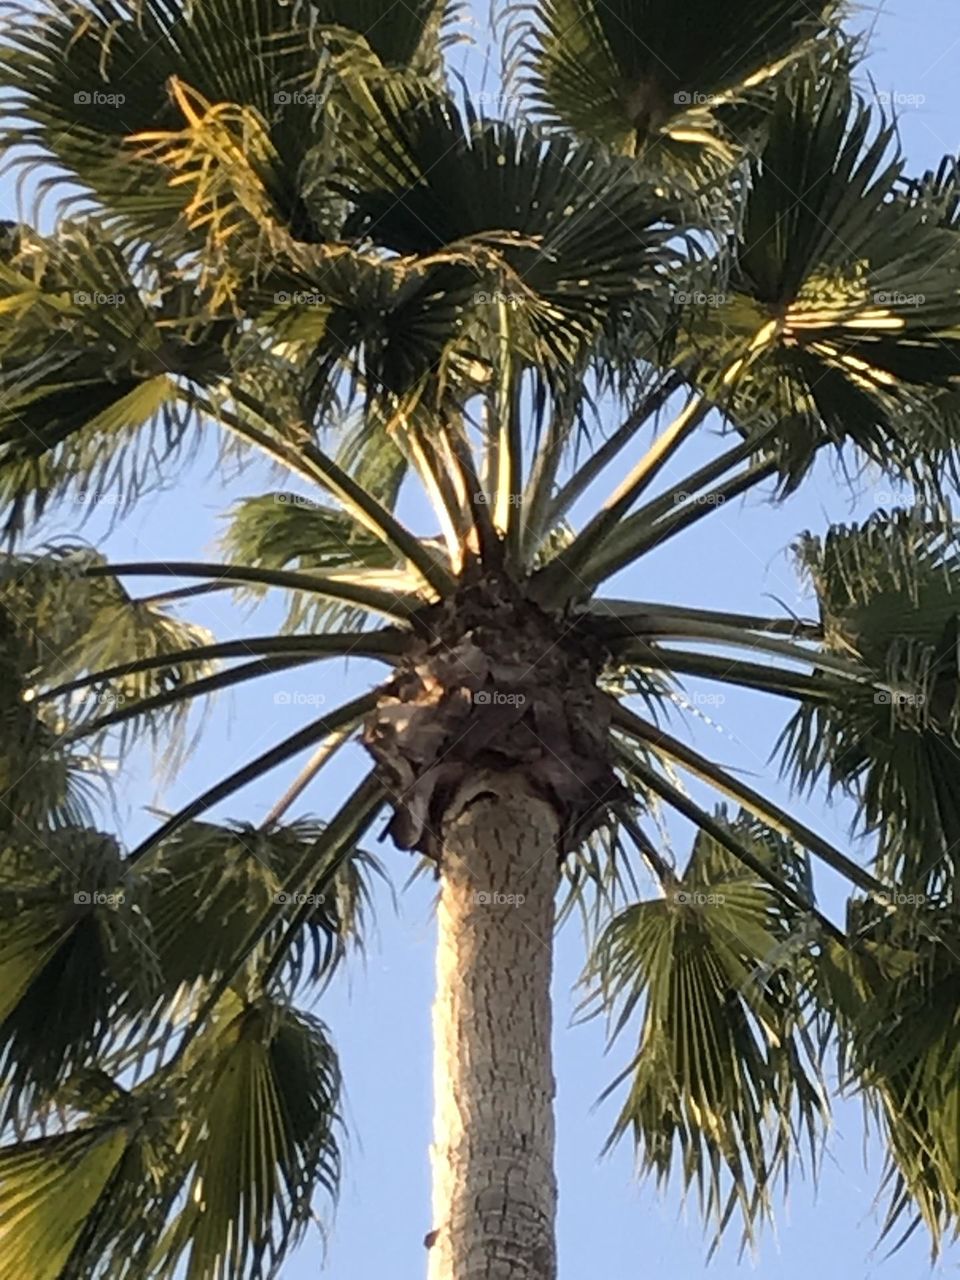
[428,772,560,1280]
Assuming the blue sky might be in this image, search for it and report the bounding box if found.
[4,2,960,1277]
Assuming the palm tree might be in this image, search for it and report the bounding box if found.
[1,1,960,1276]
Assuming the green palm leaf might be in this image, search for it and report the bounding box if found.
[335,88,679,400]
[514,0,838,161]
[678,66,960,490]
[779,510,960,896]
[2,546,217,769]
[0,220,228,535]
[818,901,960,1253]
[221,492,404,632]
[592,813,827,1249]
[0,995,341,1279]
[0,828,153,1129]
[156,995,341,1279]
[140,818,377,995]
[0,0,450,244]
[0,1116,153,1280]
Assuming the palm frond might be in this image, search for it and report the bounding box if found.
[511,0,839,164]
[591,812,828,1251]
[0,0,449,243]
[779,510,960,896]
[677,63,960,493]
[221,491,402,632]
[156,994,341,1279]
[818,901,960,1254]
[140,817,378,996]
[0,993,343,1280]
[1,544,219,777]
[0,1110,168,1280]
[0,828,154,1130]
[336,88,679,403]
[0,221,227,537]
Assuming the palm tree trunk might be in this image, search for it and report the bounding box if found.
[427,771,559,1280]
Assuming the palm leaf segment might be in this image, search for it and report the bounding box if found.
[781,511,960,899]
[0,538,381,1274]
[0,0,451,239]
[594,815,826,1249]
[0,994,341,1280]
[679,71,960,490]
[818,902,960,1253]
[0,221,231,538]
[514,0,840,166]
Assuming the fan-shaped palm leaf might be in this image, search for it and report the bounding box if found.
[591,812,827,1249]
[512,0,838,164]
[678,66,960,491]
[0,828,153,1129]
[0,0,451,243]
[780,510,960,897]
[818,900,960,1253]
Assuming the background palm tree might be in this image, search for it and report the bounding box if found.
[1,2,960,1277]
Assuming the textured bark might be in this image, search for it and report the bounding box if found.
[427,772,559,1280]
[363,575,623,861]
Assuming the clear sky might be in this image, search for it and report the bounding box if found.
[4,2,960,1277]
